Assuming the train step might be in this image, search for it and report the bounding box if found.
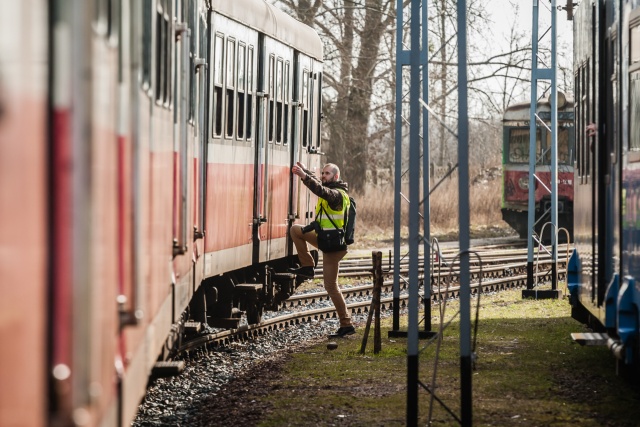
[151,361,185,379]
[235,283,264,294]
[184,321,201,334]
[571,332,608,346]
[208,317,241,329]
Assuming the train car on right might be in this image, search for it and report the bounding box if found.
[568,0,640,374]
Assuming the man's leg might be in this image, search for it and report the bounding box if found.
[289,224,318,279]
[290,224,318,267]
[322,249,351,327]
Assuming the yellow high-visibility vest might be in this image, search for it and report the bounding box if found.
[315,189,350,230]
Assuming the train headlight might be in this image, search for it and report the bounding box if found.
[518,176,529,190]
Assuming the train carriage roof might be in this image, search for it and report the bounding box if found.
[210,0,323,60]
[502,96,574,122]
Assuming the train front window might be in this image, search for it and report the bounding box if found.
[507,128,541,164]
[558,127,573,164]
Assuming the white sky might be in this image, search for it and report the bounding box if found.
[486,0,573,44]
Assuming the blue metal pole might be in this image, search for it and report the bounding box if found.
[550,0,558,288]
[527,0,540,288]
[406,0,422,423]
[421,0,431,333]
[393,0,404,333]
[456,0,471,424]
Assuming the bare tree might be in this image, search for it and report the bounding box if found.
[269,0,573,193]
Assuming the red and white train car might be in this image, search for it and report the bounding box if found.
[0,0,323,425]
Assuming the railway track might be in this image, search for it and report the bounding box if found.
[178,244,570,354]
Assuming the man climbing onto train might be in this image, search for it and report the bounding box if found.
[289,161,355,338]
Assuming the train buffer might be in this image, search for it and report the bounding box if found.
[570,332,608,346]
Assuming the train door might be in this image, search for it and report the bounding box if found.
[573,0,598,306]
[292,54,319,227]
[602,19,621,300]
[255,39,294,262]
[173,0,190,258]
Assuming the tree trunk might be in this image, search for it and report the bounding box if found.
[325,1,354,174]
[344,0,388,194]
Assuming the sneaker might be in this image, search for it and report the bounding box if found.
[330,326,356,338]
[288,266,315,279]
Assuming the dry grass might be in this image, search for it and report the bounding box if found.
[355,169,513,245]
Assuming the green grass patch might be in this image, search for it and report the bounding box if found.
[257,289,640,426]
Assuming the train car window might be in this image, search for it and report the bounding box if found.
[632,21,640,66]
[162,0,171,107]
[246,47,254,141]
[630,15,640,158]
[142,0,152,91]
[226,38,236,138]
[631,73,640,153]
[108,0,120,44]
[268,55,275,143]
[155,3,165,103]
[213,34,224,136]
[302,70,309,147]
[188,0,196,123]
[585,61,591,176]
[94,0,109,36]
[237,43,246,139]
[283,62,290,145]
[276,58,283,144]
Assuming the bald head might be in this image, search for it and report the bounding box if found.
[321,163,340,183]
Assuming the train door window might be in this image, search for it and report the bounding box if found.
[611,33,619,162]
[283,62,290,145]
[312,72,320,149]
[142,0,152,91]
[575,71,582,178]
[246,47,254,141]
[316,72,322,150]
[213,33,224,136]
[268,55,275,143]
[276,58,283,144]
[226,38,236,138]
[237,43,246,139]
[585,62,591,176]
[630,13,640,159]
[302,70,309,147]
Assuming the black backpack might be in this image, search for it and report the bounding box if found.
[344,196,356,245]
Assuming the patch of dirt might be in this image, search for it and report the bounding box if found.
[190,357,287,426]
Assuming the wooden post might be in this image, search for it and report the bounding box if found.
[373,251,382,354]
[360,251,383,354]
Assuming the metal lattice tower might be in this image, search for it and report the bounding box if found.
[394,0,471,425]
[525,0,561,295]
